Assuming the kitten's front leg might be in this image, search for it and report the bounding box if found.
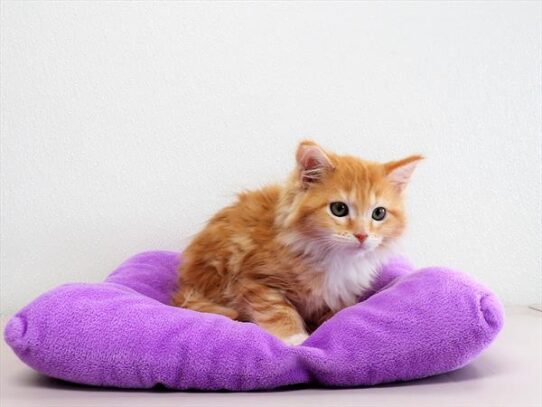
[243,283,308,345]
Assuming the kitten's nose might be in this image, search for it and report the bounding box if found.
[354,233,368,243]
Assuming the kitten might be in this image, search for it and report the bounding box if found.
[172,140,422,345]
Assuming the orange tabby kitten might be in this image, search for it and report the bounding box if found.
[172,141,422,345]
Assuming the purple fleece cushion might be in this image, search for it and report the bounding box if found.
[4,251,503,391]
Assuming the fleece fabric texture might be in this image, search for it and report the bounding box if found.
[4,251,503,391]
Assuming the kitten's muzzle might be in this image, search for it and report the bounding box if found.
[354,233,368,243]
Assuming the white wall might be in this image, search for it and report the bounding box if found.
[1,1,540,313]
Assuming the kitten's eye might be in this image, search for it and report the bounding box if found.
[372,207,387,221]
[330,202,349,217]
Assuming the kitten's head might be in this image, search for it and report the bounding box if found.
[277,140,422,259]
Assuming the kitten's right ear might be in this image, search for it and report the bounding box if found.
[295,140,334,186]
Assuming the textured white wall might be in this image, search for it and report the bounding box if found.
[1,1,540,313]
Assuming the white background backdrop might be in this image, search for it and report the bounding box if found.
[1,1,540,313]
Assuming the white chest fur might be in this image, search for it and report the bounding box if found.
[320,249,391,311]
[279,230,396,312]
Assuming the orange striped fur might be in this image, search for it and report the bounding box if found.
[172,141,422,345]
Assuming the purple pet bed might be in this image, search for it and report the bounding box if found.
[4,251,503,391]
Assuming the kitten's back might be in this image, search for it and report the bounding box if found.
[173,185,283,308]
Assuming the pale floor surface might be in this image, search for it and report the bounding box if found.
[1,306,541,407]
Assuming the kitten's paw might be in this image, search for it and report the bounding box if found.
[283,333,309,346]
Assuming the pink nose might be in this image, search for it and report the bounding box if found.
[354,233,368,243]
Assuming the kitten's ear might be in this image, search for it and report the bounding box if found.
[385,155,424,192]
[296,140,334,186]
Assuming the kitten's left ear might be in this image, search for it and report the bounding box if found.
[385,155,424,192]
